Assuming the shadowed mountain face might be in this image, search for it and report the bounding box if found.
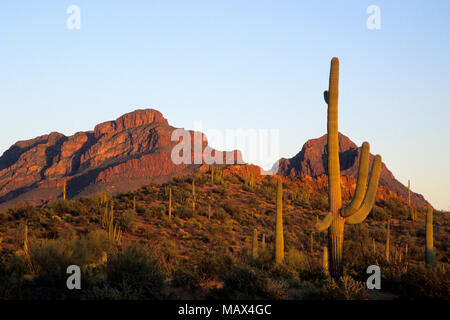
[0,109,243,208]
[275,133,429,208]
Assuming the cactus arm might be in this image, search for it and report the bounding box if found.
[323,90,329,104]
[316,212,332,232]
[345,154,382,225]
[341,142,370,217]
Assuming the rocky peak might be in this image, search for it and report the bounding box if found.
[94,109,168,138]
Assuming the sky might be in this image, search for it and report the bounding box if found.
[0,1,449,210]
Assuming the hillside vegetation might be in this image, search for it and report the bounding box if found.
[0,166,448,300]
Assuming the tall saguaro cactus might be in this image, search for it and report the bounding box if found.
[275,177,284,264]
[316,57,382,278]
[425,207,435,266]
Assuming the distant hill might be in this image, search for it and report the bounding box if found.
[273,132,429,208]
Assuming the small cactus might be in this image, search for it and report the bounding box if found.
[386,220,390,262]
[101,200,122,246]
[425,207,435,267]
[63,179,67,200]
[275,177,284,264]
[168,188,172,220]
[192,180,196,211]
[245,172,255,189]
[408,180,417,221]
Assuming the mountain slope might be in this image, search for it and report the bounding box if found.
[0,109,242,208]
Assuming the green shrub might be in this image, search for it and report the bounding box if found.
[119,209,137,233]
[216,265,288,299]
[382,264,449,299]
[105,245,166,299]
[174,206,194,219]
[172,270,201,291]
[371,206,390,221]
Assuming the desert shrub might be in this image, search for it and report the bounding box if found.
[144,205,165,220]
[135,203,147,215]
[197,253,233,280]
[285,248,310,272]
[223,200,240,218]
[371,206,390,221]
[171,270,201,291]
[382,264,449,299]
[306,276,367,300]
[215,265,288,299]
[104,245,166,299]
[0,255,28,299]
[174,206,194,219]
[381,197,409,220]
[7,204,43,224]
[118,209,137,233]
[310,195,328,211]
[269,262,298,279]
[71,232,110,266]
[48,200,81,217]
[213,207,228,222]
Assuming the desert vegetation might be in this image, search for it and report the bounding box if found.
[0,165,448,300]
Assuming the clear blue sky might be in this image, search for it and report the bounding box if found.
[0,1,449,210]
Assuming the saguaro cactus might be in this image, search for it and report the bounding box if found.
[275,177,284,264]
[408,180,416,221]
[168,188,172,220]
[63,179,67,200]
[316,57,382,278]
[262,234,266,250]
[425,207,435,266]
[386,220,390,262]
[252,229,258,258]
[101,201,122,245]
[323,246,329,276]
[192,180,196,210]
[23,225,33,273]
